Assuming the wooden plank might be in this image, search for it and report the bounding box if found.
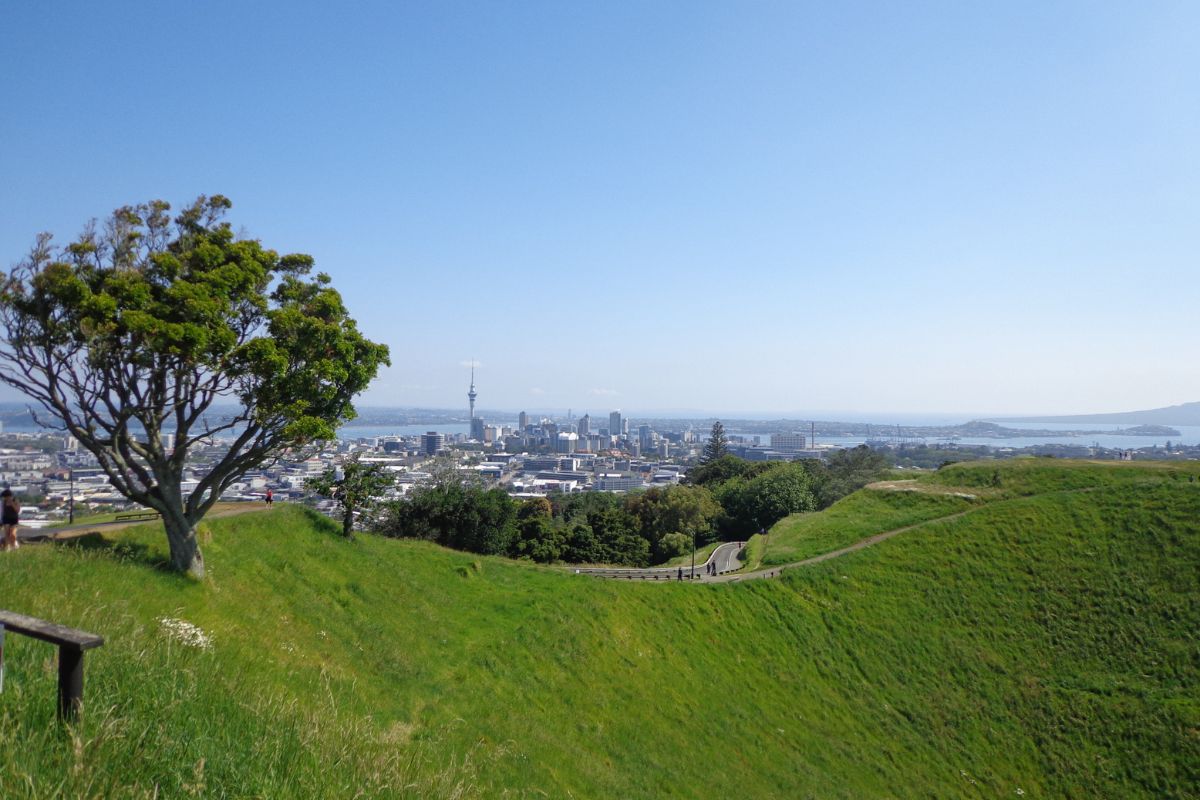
[115,511,160,521]
[0,610,104,650]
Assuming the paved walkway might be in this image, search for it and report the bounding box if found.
[577,509,971,585]
[574,540,746,582]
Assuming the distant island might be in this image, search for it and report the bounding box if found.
[991,401,1200,427]
[884,420,1180,440]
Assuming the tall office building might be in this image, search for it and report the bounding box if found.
[471,417,486,440]
[519,411,528,432]
[609,410,622,438]
[421,431,445,455]
[770,432,807,452]
[577,414,590,436]
[638,424,651,452]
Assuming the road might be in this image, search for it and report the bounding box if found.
[577,509,973,585]
[573,540,746,582]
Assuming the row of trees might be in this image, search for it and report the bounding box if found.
[315,444,888,566]
[375,482,723,566]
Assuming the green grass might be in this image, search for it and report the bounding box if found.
[761,486,979,565]
[737,532,766,571]
[43,510,127,527]
[41,502,247,529]
[661,540,721,567]
[0,459,1196,798]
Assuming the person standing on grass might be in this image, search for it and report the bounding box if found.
[265,488,274,508]
[1,488,20,550]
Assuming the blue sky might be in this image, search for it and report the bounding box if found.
[2,1,1197,417]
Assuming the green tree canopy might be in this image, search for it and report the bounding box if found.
[809,445,889,507]
[0,196,389,576]
[687,454,775,487]
[717,463,816,534]
[625,485,722,559]
[308,456,396,538]
[701,420,729,463]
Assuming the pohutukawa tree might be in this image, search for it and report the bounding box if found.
[0,196,389,577]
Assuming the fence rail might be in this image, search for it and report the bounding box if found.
[0,609,104,721]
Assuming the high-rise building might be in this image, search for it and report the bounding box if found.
[609,410,622,438]
[577,414,590,436]
[770,433,807,452]
[638,424,651,452]
[421,431,445,455]
[519,411,528,432]
[471,417,486,440]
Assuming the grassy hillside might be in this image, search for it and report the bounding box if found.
[1,459,1197,798]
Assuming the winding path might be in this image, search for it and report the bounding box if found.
[574,540,747,581]
[14,503,271,544]
[709,510,970,583]
[577,509,970,584]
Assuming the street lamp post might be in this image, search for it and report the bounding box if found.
[690,528,696,580]
[68,468,74,524]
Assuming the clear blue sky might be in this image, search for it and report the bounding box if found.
[2,1,1197,417]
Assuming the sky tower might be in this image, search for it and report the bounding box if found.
[468,361,477,422]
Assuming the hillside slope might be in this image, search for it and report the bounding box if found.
[1,460,1197,798]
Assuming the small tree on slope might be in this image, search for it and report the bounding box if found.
[0,196,389,577]
[308,457,396,539]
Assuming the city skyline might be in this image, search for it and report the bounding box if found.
[2,3,1198,415]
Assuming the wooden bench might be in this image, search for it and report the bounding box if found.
[114,510,161,522]
[0,609,104,721]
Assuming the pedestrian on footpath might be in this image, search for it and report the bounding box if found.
[677,567,683,582]
[265,488,274,507]
[1,488,20,550]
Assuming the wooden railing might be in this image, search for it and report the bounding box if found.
[0,610,104,721]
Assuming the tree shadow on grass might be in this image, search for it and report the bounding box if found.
[52,531,178,575]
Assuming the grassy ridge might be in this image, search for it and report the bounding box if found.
[0,460,1196,797]
[759,487,978,566]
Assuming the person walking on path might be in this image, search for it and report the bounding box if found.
[1,488,21,550]
[265,488,274,507]
[677,567,683,582]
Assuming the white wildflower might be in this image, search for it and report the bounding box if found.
[1016,790,1025,796]
[159,617,214,651]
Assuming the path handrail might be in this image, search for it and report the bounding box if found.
[575,541,747,579]
[0,609,104,721]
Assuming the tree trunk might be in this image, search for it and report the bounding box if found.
[342,506,355,539]
[162,508,206,578]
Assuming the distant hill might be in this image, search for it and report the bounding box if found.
[992,401,1200,426]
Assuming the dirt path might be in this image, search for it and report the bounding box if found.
[710,510,972,583]
[17,503,271,543]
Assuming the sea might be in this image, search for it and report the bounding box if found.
[6,414,1192,452]
[733,421,1200,450]
[336,420,1200,450]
